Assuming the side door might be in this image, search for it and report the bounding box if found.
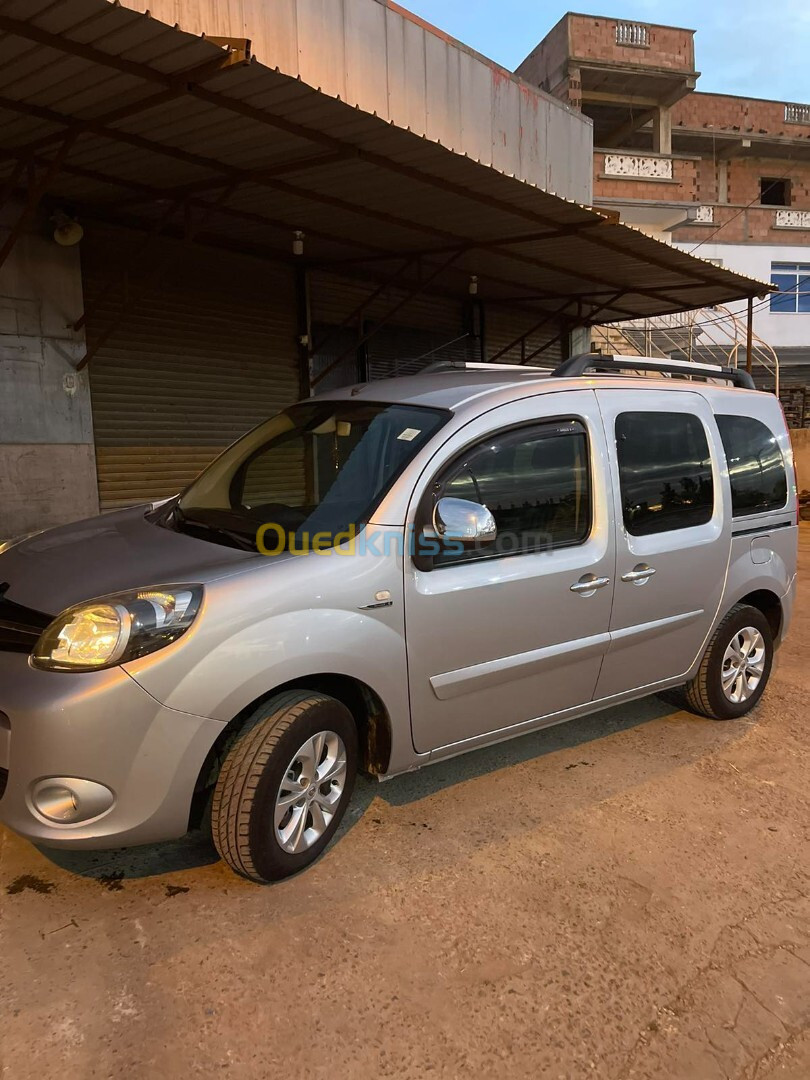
[404,389,615,755]
[594,388,732,700]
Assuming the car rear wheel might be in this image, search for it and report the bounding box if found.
[212,690,358,883]
[670,603,774,720]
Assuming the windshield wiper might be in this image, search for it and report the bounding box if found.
[173,509,257,552]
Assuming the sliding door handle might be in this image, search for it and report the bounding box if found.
[621,564,657,584]
[570,574,611,596]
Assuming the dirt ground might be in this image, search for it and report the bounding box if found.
[1,531,809,1080]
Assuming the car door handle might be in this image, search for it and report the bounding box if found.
[621,564,657,584]
[570,574,611,595]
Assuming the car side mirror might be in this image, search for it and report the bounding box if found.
[433,497,497,547]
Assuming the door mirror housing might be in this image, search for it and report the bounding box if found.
[433,497,497,547]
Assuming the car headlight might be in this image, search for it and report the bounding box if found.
[31,585,203,672]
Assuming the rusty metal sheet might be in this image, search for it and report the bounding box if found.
[295,0,347,99]
[424,32,460,151]
[344,0,389,118]
[547,100,592,203]
[490,70,521,179]
[0,0,773,329]
[243,0,299,74]
[518,89,547,190]
[459,50,494,165]
[386,10,428,135]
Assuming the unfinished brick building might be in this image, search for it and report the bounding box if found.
[517,13,810,408]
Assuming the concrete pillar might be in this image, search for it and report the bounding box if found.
[652,106,672,156]
[0,203,98,538]
[569,325,591,356]
[717,160,729,203]
[567,66,582,110]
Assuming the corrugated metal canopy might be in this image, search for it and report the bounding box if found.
[0,0,772,328]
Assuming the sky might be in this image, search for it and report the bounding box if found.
[404,1,810,103]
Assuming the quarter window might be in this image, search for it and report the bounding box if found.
[432,420,591,566]
[716,415,788,516]
[616,412,714,535]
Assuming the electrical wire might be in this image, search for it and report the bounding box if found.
[687,158,796,255]
[664,276,810,332]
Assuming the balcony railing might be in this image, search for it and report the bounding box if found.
[615,22,650,48]
[785,103,810,125]
[603,153,673,179]
[774,209,810,229]
[692,206,714,223]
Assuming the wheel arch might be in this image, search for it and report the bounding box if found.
[735,588,783,641]
[189,673,393,829]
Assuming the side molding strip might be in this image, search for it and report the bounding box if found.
[429,631,610,701]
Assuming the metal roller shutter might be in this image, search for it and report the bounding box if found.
[309,271,566,381]
[309,271,478,386]
[83,227,299,510]
[485,307,567,368]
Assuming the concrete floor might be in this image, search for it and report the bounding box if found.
[2,532,809,1080]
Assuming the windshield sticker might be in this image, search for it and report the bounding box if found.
[397,428,421,442]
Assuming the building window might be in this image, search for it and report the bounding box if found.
[716,416,787,517]
[760,178,791,206]
[615,412,714,535]
[770,263,810,313]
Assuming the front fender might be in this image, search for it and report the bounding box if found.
[126,607,414,771]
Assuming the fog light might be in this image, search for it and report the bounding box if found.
[35,785,78,821]
[31,778,114,824]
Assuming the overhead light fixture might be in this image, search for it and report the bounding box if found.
[468,275,479,296]
[293,230,305,256]
[51,209,83,247]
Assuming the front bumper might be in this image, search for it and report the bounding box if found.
[0,651,225,849]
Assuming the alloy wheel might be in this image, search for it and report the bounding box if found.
[721,626,766,704]
[274,731,348,854]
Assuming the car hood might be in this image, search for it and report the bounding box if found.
[0,505,260,615]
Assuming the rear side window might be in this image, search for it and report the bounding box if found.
[616,412,714,535]
[716,415,788,517]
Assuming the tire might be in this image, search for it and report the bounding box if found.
[212,690,358,883]
[675,604,774,720]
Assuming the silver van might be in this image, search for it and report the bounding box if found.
[0,354,798,882]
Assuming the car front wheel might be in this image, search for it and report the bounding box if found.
[212,690,358,883]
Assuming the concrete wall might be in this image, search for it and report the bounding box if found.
[0,204,98,538]
[118,0,593,203]
[672,93,810,140]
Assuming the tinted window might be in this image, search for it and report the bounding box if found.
[716,415,788,517]
[616,412,714,535]
[433,420,591,566]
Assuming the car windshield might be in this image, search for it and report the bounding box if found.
[161,400,448,552]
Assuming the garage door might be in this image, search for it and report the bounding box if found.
[83,227,299,510]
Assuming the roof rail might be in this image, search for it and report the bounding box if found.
[421,361,549,374]
[551,352,756,390]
